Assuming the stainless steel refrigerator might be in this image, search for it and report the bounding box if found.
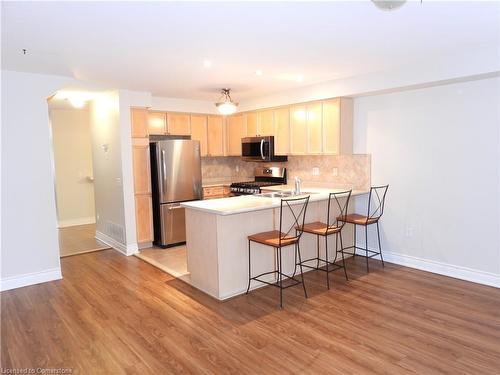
[150,139,202,247]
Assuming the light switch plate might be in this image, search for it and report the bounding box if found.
[312,167,320,176]
[332,167,338,176]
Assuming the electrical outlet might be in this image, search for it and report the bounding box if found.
[332,167,338,176]
[312,167,320,176]
[235,165,239,172]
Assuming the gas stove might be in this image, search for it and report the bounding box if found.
[230,167,287,195]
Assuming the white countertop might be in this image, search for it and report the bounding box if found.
[182,186,368,216]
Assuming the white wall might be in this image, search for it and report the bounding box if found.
[50,108,96,227]
[353,77,500,287]
[240,49,500,111]
[1,70,73,290]
[151,95,217,114]
[89,91,131,253]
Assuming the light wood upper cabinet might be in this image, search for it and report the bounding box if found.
[258,110,274,136]
[131,108,149,138]
[132,138,151,195]
[246,112,258,137]
[338,97,353,155]
[290,105,308,154]
[148,112,166,135]
[207,115,224,156]
[167,113,191,135]
[190,114,208,156]
[307,102,323,154]
[135,195,153,243]
[226,114,245,156]
[322,98,341,155]
[274,107,290,155]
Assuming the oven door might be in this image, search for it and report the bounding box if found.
[242,136,272,162]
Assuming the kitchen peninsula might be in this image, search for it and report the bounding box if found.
[181,186,367,300]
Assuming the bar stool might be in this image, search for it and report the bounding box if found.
[296,190,352,289]
[338,185,389,273]
[246,195,310,308]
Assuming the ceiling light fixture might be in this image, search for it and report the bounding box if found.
[203,59,212,68]
[372,0,406,11]
[296,74,304,83]
[215,88,238,115]
[255,69,263,76]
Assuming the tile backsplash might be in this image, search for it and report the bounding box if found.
[201,154,371,190]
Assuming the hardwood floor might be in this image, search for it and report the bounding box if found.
[1,250,499,374]
[58,224,110,257]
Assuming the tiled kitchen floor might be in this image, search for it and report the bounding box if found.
[135,245,189,278]
[58,224,110,257]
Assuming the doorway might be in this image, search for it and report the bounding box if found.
[48,96,110,257]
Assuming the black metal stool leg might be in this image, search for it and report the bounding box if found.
[297,241,308,298]
[339,231,348,280]
[353,223,357,257]
[325,234,330,289]
[365,225,369,273]
[376,222,385,267]
[246,240,252,294]
[278,246,283,308]
[292,230,298,278]
[316,235,320,269]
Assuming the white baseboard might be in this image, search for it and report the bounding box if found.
[58,216,95,228]
[384,251,500,288]
[95,231,138,256]
[0,268,62,292]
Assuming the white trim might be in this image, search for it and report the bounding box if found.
[95,231,138,256]
[0,268,62,292]
[58,216,96,228]
[384,251,500,288]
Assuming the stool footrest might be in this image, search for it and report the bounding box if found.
[249,270,303,290]
[299,257,345,273]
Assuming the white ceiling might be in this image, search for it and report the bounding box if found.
[2,1,499,101]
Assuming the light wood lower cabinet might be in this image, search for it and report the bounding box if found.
[226,114,245,156]
[190,114,208,156]
[135,195,153,243]
[131,132,153,243]
[132,138,151,195]
[203,185,232,199]
[207,115,225,156]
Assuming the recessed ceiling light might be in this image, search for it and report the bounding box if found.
[296,75,304,83]
[203,59,212,68]
[255,69,263,76]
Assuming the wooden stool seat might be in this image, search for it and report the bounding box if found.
[338,214,379,226]
[299,221,341,236]
[247,230,298,247]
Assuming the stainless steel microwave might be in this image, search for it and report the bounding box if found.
[241,136,288,162]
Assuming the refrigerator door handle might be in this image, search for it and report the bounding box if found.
[161,149,167,196]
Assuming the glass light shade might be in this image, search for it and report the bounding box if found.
[216,101,238,115]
